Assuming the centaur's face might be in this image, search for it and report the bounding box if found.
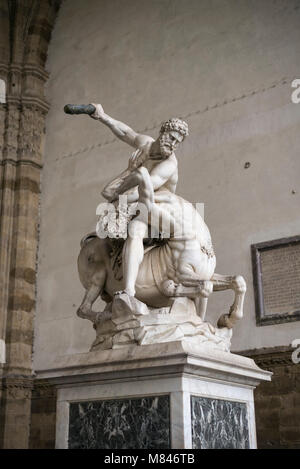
[159,130,184,158]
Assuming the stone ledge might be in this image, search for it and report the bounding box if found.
[236,346,295,368]
[35,340,272,388]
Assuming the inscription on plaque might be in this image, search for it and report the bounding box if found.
[252,236,300,325]
[261,244,300,315]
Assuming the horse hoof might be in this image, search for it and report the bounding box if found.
[217,314,234,329]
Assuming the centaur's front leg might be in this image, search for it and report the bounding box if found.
[161,275,213,321]
[161,272,246,328]
[212,273,247,328]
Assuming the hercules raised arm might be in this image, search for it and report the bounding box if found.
[64,103,189,202]
[90,103,148,150]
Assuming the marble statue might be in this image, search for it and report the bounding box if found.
[64,103,247,352]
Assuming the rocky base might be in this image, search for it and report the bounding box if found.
[91,293,232,352]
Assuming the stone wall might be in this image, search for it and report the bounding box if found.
[29,380,57,449]
[241,347,300,449]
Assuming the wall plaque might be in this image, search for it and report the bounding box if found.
[251,235,300,326]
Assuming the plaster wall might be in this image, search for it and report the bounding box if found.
[34,0,300,370]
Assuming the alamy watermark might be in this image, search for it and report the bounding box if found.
[291,79,300,103]
[95,195,205,240]
[291,339,300,364]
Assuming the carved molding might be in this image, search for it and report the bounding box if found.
[19,104,47,158]
[0,158,43,170]
[5,62,50,80]
[238,346,295,368]
[0,63,9,74]
[0,375,34,399]
[0,61,50,112]
[32,380,57,399]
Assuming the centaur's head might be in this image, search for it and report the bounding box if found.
[158,118,189,158]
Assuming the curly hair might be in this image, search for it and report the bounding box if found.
[160,118,189,138]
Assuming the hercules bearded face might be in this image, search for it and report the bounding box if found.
[159,130,184,158]
[158,118,189,158]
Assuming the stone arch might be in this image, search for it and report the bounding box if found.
[25,0,61,67]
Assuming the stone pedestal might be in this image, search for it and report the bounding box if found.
[36,341,271,449]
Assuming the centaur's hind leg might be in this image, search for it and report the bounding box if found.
[211,273,247,328]
[77,268,110,322]
[77,284,102,321]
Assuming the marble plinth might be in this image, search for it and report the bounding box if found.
[36,341,271,449]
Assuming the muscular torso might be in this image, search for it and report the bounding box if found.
[137,135,178,193]
[143,156,178,193]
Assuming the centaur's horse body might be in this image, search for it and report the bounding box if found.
[77,187,246,328]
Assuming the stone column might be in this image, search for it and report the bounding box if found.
[0,0,61,448]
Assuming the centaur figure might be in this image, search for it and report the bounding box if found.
[64,103,246,330]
